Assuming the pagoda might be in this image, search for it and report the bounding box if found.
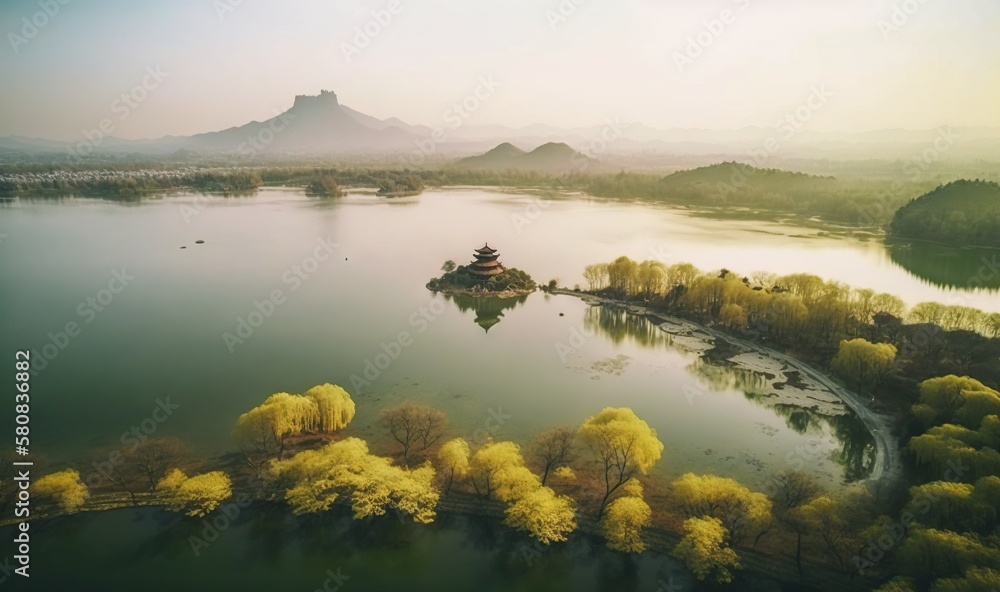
[467,243,505,280]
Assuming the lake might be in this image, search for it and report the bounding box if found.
[0,187,994,590]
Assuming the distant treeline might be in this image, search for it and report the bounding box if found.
[0,170,263,198]
[0,162,960,228]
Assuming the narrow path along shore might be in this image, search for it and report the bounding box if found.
[553,289,902,486]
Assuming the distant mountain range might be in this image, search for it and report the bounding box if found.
[3,89,1000,162]
[455,142,595,172]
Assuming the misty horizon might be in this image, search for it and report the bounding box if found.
[3,0,1000,142]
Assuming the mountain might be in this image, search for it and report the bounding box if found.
[889,179,1000,247]
[455,142,594,172]
[0,90,426,156]
[182,90,421,154]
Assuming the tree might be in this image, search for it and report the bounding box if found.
[95,437,191,502]
[156,469,232,517]
[896,528,1000,586]
[528,427,575,486]
[436,438,470,494]
[672,473,772,544]
[233,386,354,461]
[577,407,663,517]
[503,486,577,544]
[378,401,447,462]
[769,471,823,574]
[583,263,609,291]
[719,303,748,331]
[441,260,457,273]
[607,256,638,295]
[928,567,1000,592]
[304,383,356,432]
[601,494,651,553]
[673,516,740,583]
[269,437,439,523]
[33,469,90,513]
[830,338,897,396]
[795,488,873,572]
[912,375,1000,429]
[468,441,527,500]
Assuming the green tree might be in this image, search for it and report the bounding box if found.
[830,338,897,396]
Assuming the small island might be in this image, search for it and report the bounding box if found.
[427,243,537,296]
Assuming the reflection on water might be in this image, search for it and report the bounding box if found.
[583,305,673,348]
[20,507,694,592]
[584,304,877,482]
[444,293,529,332]
[887,240,1000,291]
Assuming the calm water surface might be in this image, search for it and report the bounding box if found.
[2,187,994,591]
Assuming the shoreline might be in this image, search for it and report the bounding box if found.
[427,285,536,298]
[553,288,902,485]
[8,488,869,592]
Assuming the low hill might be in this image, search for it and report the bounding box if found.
[889,179,1000,247]
[455,142,594,172]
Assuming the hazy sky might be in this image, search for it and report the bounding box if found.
[2,0,999,140]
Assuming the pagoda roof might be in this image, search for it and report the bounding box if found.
[471,259,503,268]
[474,244,498,254]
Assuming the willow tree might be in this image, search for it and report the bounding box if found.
[672,473,772,545]
[234,385,355,461]
[830,338,897,396]
[673,516,740,583]
[156,469,232,517]
[437,437,470,494]
[305,383,356,432]
[269,437,439,524]
[577,407,664,517]
[911,375,1000,429]
[33,469,90,513]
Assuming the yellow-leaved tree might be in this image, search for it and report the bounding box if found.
[468,440,577,544]
[602,483,652,554]
[503,486,577,545]
[156,469,232,517]
[577,407,664,517]
[233,385,355,460]
[673,516,741,583]
[436,437,470,494]
[33,469,90,513]
[304,383,356,432]
[672,473,772,545]
[269,437,439,524]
